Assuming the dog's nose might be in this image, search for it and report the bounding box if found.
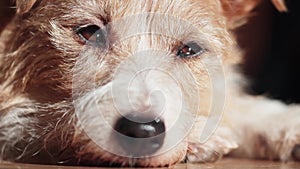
[114,114,165,156]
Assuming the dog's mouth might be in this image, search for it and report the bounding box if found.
[71,94,191,167]
[76,157,179,168]
[72,141,188,168]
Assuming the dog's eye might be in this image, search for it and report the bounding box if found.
[77,25,106,46]
[177,42,205,58]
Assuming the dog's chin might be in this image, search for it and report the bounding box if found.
[79,157,183,167]
[74,140,187,167]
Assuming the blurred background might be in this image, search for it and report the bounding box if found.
[235,0,300,103]
[1,0,299,103]
[0,1,14,32]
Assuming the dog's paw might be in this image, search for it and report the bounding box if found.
[186,128,238,163]
[274,136,300,161]
[186,135,238,163]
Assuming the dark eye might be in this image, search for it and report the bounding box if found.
[177,42,205,58]
[77,25,106,46]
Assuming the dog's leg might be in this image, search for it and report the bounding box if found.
[227,95,300,161]
[0,98,75,163]
[186,116,238,162]
[185,66,300,162]
[185,70,240,163]
[186,95,300,163]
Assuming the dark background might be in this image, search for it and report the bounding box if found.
[238,0,300,103]
[0,1,14,32]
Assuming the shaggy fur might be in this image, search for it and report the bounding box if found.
[0,0,299,167]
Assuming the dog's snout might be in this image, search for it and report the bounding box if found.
[114,114,165,156]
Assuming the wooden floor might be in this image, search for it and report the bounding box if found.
[1,158,299,169]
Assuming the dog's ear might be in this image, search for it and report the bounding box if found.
[16,0,38,14]
[271,0,288,12]
[220,0,287,28]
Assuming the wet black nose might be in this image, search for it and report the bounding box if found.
[114,114,165,156]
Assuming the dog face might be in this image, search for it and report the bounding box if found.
[0,0,275,167]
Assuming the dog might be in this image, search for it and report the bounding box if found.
[0,0,299,167]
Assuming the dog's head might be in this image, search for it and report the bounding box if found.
[0,0,286,167]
